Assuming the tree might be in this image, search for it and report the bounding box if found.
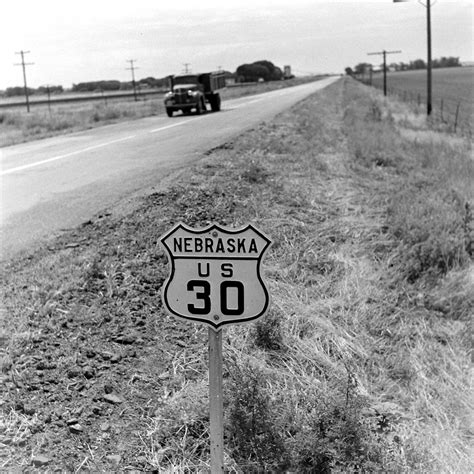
[6,86,34,97]
[72,80,121,92]
[345,67,354,76]
[409,59,426,70]
[354,63,372,75]
[253,60,282,81]
[433,56,460,68]
[37,85,63,94]
[235,60,283,82]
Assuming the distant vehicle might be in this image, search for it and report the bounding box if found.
[164,72,226,117]
[283,65,294,80]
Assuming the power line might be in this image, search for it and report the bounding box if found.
[367,49,401,96]
[14,50,34,113]
[126,59,138,102]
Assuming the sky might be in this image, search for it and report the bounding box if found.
[0,0,472,90]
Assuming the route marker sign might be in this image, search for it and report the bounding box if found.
[160,222,272,473]
[160,222,272,330]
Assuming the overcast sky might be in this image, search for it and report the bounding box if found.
[0,0,472,89]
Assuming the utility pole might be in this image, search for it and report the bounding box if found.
[367,49,401,96]
[425,0,432,115]
[126,59,138,101]
[183,63,191,74]
[14,50,34,113]
[393,0,432,115]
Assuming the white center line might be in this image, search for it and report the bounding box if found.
[148,118,197,133]
[1,135,137,176]
[1,118,199,176]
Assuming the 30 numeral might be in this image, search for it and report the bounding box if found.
[187,280,211,315]
[187,279,244,316]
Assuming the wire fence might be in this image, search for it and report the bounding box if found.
[358,78,473,138]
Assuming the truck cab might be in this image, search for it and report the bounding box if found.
[164,72,225,117]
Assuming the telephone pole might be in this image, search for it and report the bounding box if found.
[393,0,432,115]
[126,59,138,101]
[423,0,433,115]
[183,63,191,74]
[15,50,34,113]
[367,49,401,96]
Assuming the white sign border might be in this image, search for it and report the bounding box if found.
[160,222,272,330]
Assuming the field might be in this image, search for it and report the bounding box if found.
[371,67,474,133]
[1,78,472,471]
[0,76,327,148]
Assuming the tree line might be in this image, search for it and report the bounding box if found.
[3,85,64,98]
[72,77,170,92]
[71,61,286,91]
[345,56,461,76]
[1,59,287,97]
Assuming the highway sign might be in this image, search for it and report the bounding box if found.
[160,222,271,330]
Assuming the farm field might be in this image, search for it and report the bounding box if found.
[371,67,474,133]
[0,89,165,107]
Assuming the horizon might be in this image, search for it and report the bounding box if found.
[1,0,472,90]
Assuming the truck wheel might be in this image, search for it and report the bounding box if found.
[211,94,221,112]
[196,99,204,115]
[166,108,173,117]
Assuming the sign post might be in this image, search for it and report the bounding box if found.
[208,328,224,473]
[160,222,271,472]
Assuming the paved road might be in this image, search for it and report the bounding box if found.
[0,77,338,260]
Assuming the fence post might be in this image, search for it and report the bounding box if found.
[46,85,52,117]
[454,102,460,133]
[440,99,444,122]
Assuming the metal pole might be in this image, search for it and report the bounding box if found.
[209,328,224,473]
[426,0,432,115]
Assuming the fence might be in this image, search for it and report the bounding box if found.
[357,77,472,138]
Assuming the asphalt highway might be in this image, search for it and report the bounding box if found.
[0,77,338,260]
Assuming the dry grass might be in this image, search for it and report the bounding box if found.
[0,76,326,147]
[0,77,472,471]
[0,99,164,146]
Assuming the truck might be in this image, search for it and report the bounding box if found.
[164,71,226,117]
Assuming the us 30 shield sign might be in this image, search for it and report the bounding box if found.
[160,223,272,330]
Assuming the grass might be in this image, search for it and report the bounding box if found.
[0,77,472,471]
[370,67,474,134]
[0,99,164,147]
[0,76,327,147]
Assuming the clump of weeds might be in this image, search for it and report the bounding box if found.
[389,185,472,281]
